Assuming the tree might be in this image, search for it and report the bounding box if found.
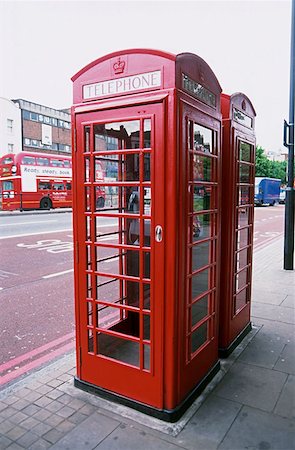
[255,146,287,184]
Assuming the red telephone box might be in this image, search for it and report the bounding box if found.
[71,49,222,421]
[219,93,256,357]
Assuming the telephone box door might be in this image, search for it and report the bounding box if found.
[74,102,165,408]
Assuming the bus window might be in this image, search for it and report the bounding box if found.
[2,157,13,165]
[66,182,72,190]
[37,157,50,166]
[39,181,51,190]
[53,183,65,190]
[64,160,71,167]
[51,160,64,167]
[3,180,14,190]
[22,156,36,165]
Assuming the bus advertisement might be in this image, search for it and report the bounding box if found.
[0,152,75,211]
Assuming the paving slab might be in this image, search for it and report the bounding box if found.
[50,411,120,450]
[281,294,295,308]
[175,395,242,450]
[218,405,295,450]
[93,423,184,450]
[213,362,287,412]
[251,302,295,324]
[274,374,295,420]
[274,342,295,375]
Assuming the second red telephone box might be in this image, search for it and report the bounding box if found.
[219,93,256,356]
[71,49,222,421]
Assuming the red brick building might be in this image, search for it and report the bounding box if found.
[12,99,71,156]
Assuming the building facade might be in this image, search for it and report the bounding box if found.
[0,97,22,157]
[12,99,71,156]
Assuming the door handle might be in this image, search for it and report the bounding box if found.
[155,225,163,242]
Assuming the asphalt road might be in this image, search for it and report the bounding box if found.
[0,205,286,387]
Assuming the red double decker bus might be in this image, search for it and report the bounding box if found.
[0,152,73,211]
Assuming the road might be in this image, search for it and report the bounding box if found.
[0,205,286,387]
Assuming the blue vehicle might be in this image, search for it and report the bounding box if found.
[254,177,281,206]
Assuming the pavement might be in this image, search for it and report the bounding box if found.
[0,235,294,450]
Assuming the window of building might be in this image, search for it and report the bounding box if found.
[30,113,38,121]
[64,160,71,167]
[31,139,38,146]
[24,138,31,146]
[38,115,44,122]
[7,143,14,152]
[7,119,13,133]
[23,110,30,120]
[44,116,51,124]
[66,182,72,190]
[52,118,58,126]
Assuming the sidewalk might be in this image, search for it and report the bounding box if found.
[0,236,294,450]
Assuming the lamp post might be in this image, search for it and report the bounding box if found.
[283,0,295,270]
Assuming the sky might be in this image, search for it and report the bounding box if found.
[0,0,292,154]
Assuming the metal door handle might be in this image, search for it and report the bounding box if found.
[155,225,163,242]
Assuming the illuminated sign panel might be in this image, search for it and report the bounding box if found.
[182,73,216,108]
[233,108,253,128]
[83,71,161,100]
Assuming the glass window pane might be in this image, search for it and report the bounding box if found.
[193,185,213,212]
[237,228,249,250]
[239,164,251,183]
[236,267,248,292]
[192,241,210,272]
[238,207,250,228]
[84,126,90,152]
[94,121,140,151]
[235,288,248,312]
[193,124,213,154]
[192,268,209,301]
[144,154,151,181]
[236,248,248,272]
[191,296,208,327]
[144,314,150,340]
[239,142,251,162]
[193,213,213,242]
[191,321,208,354]
[239,186,251,205]
[193,154,212,182]
[97,333,139,367]
[144,119,151,148]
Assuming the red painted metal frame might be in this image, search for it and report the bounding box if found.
[72,49,222,419]
[219,93,256,356]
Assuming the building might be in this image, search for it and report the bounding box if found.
[12,99,71,156]
[0,97,22,157]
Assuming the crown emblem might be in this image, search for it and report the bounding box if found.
[113,57,125,74]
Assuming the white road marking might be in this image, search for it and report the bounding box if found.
[0,220,57,227]
[42,269,74,279]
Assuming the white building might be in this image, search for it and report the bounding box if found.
[0,97,22,157]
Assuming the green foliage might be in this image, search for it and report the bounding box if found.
[255,146,287,184]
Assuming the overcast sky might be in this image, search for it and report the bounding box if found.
[0,0,292,153]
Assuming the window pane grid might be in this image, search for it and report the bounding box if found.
[83,119,153,371]
[186,121,218,361]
